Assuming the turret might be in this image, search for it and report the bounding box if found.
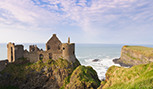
[7,42,24,63]
[68,37,70,44]
[62,38,76,63]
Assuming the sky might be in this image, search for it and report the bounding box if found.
[0,0,153,44]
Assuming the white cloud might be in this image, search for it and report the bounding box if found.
[0,0,153,43]
[0,0,153,29]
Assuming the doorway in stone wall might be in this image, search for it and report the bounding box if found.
[39,54,44,60]
[49,53,52,59]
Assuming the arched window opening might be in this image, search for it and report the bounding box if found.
[39,54,44,60]
[47,45,50,50]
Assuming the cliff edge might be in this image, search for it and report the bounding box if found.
[98,62,153,89]
[0,58,100,89]
[113,45,153,67]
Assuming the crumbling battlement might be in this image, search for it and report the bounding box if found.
[7,34,77,63]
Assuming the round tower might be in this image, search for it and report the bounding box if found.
[62,38,76,63]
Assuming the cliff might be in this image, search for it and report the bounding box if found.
[0,58,80,89]
[113,45,153,67]
[0,58,100,89]
[98,62,153,89]
[62,66,100,89]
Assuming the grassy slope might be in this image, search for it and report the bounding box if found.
[123,45,153,58]
[61,66,101,89]
[100,62,153,89]
[1,58,78,79]
[0,58,80,89]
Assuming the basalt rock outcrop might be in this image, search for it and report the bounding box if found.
[0,58,80,89]
[0,58,101,89]
[113,45,153,67]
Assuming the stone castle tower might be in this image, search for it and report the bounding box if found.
[7,34,77,63]
[7,43,24,62]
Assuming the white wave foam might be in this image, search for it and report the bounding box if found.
[82,57,120,80]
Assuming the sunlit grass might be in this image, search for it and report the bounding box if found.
[100,62,153,89]
[123,45,153,58]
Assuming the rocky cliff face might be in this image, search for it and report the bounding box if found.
[113,45,153,67]
[0,58,100,89]
[62,66,100,89]
[0,58,80,89]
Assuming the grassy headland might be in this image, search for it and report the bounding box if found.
[123,45,153,58]
[98,62,153,89]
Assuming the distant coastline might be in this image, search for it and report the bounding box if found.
[113,45,153,67]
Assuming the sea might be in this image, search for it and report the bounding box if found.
[1,43,153,80]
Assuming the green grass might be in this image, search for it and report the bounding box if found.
[0,58,32,79]
[123,45,153,58]
[61,65,100,89]
[100,62,153,89]
[1,58,79,80]
[0,58,81,89]
[125,52,142,61]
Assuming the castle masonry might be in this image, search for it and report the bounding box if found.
[7,34,77,63]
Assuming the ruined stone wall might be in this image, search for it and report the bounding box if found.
[23,49,62,63]
[15,45,24,60]
[29,45,40,52]
[7,43,15,62]
[7,34,76,64]
[52,54,62,60]
[38,51,50,62]
[24,51,39,63]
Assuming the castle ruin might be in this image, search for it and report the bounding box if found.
[7,34,77,63]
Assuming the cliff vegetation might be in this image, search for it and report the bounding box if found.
[0,57,101,89]
[0,58,80,89]
[98,62,153,89]
[123,46,153,58]
[61,65,101,89]
[114,45,153,67]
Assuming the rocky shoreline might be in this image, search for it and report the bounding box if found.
[113,58,133,67]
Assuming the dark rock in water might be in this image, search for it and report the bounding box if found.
[113,58,119,63]
[92,59,99,62]
[113,58,132,67]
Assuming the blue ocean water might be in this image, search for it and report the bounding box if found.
[0,43,153,80]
